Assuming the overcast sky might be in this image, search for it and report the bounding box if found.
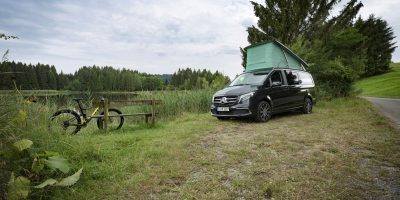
[0,0,399,79]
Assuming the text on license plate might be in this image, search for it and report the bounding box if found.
[217,107,229,112]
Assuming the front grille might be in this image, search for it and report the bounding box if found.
[213,96,237,106]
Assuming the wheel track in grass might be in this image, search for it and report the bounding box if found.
[157,105,400,199]
[114,99,399,199]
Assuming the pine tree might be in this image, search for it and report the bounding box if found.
[48,66,58,89]
[243,0,363,68]
[355,15,397,76]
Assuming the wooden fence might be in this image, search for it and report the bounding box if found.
[93,98,162,131]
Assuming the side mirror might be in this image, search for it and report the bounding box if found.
[272,81,282,87]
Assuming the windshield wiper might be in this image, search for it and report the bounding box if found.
[254,72,269,75]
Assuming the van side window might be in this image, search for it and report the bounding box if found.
[299,72,314,85]
[285,70,299,85]
[270,71,282,83]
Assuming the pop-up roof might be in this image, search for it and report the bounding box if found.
[244,40,308,72]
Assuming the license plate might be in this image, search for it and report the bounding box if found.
[217,107,229,112]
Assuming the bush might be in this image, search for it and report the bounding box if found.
[0,94,82,199]
[291,27,366,99]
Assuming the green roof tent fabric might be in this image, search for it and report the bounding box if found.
[244,40,309,72]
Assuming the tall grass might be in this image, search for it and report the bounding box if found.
[1,89,217,199]
[121,89,215,120]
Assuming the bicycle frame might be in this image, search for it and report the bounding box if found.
[80,107,99,124]
[74,99,103,127]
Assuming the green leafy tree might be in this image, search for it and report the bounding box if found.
[246,0,362,45]
[290,27,366,98]
[243,0,363,68]
[355,15,397,76]
[170,68,230,90]
[244,0,370,98]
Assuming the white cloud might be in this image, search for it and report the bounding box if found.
[1,0,399,80]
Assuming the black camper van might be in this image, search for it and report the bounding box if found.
[210,68,315,122]
[211,40,315,122]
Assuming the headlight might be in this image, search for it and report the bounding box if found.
[238,92,254,104]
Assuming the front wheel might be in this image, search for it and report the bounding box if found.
[253,101,272,122]
[49,109,82,135]
[97,108,124,130]
[302,97,313,114]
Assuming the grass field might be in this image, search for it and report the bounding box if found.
[14,97,400,199]
[354,63,400,98]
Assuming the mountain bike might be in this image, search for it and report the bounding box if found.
[49,98,124,134]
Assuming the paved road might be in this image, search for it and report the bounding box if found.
[363,97,400,127]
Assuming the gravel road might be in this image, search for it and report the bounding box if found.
[363,96,400,127]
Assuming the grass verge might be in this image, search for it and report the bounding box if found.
[19,97,399,199]
[354,62,400,98]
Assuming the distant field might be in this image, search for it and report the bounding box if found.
[354,63,400,98]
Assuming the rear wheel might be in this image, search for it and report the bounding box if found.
[254,101,272,122]
[302,97,313,114]
[97,108,124,130]
[49,109,81,135]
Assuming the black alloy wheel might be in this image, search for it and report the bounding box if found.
[254,101,272,122]
[303,98,313,114]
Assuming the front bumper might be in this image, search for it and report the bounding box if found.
[210,104,252,117]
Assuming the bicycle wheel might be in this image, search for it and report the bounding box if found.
[49,109,82,135]
[97,108,124,130]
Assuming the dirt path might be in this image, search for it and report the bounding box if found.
[363,96,400,128]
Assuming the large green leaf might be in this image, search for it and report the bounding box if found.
[7,173,30,200]
[55,168,83,187]
[34,179,57,189]
[13,139,33,151]
[44,151,60,157]
[31,158,44,173]
[44,156,70,173]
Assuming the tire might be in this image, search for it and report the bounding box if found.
[302,97,313,114]
[49,109,82,135]
[253,101,272,122]
[97,108,124,130]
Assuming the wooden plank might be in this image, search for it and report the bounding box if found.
[110,100,162,105]
[91,98,161,126]
[104,99,109,132]
[151,99,155,125]
[93,100,110,107]
[91,113,158,118]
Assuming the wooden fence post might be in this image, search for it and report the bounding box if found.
[104,98,109,132]
[151,99,155,126]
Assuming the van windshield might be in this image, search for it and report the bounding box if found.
[229,72,268,86]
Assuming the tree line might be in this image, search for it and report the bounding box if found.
[0,61,230,91]
[169,68,230,90]
[244,0,396,98]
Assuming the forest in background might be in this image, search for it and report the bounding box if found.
[0,61,230,91]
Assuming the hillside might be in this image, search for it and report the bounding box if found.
[354,63,400,98]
